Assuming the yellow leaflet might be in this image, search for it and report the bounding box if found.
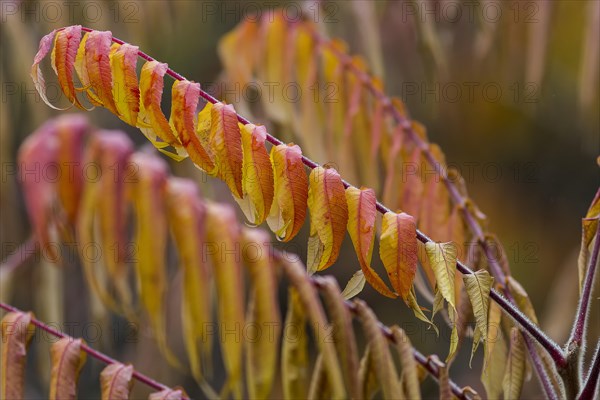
[129,153,181,368]
[242,229,281,399]
[260,12,289,124]
[318,276,361,398]
[76,155,121,313]
[425,241,457,309]
[358,345,379,398]
[234,124,274,226]
[166,178,213,382]
[73,32,102,106]
[94,133,134,311]
[267,144,308,242]
[355,299,403,399]
[425,241,459,360]
[341,270,366,300]
[463,269,494,364]
[307,167,348,273]
[293,26,326,162]
[380,212,418,300]
[110,43,141,126]
[281,289,309,399]
[209,103,244,198]
[321,40,348,155]
[205,203,245,398]
[484,301,503,372]
[390,326,421,400]
[406,287,438,335]
[503,328,526,400]
[506,276,538,324]
[217,21,254,88]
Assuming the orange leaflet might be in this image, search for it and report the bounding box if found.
[139,60,180,146]
[379,212,418,300]
[267,144,308,242]
[169,80,214,172]
[209,102,244,198]
[110,43,140,126]
[345,187,396,298]
[234,123,274,226]
[51,25,83,109]
[84,30,118,114]
[307,167,348,273]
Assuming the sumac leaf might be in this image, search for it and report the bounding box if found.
[234,124,274,225]
[49,338,87,400]
[100,363,134,400]
[307,167,348,273]
[267,144,308,242]
[379,212,418,300]
[1,312,34,400]
[166,178,213,381]
[346,187,395,298]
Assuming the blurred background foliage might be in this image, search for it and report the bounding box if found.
[1,0,598,398]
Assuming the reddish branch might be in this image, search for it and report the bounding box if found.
[578,342,600,400]
[569,221,600,347]
[76,26,566,370]
[0,302,187,399]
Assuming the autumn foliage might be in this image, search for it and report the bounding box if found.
[1,8,599,400]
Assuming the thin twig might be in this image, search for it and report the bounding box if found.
[523,336,560,400]
[76,27,566,368]
[578,341,600,400]
[569,220,600,347]
[0,302,188,400]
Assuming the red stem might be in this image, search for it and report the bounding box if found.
[0,302,187,399]
[578,342,600,400]
[76,27,565,367]
[569,220,600,347]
